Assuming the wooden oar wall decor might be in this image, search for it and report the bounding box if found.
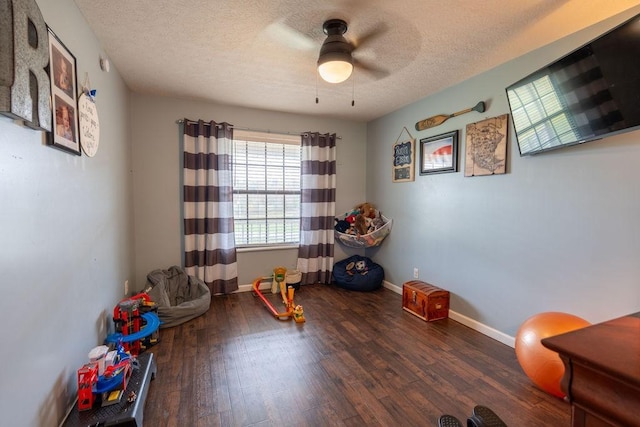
[415,101,486,131]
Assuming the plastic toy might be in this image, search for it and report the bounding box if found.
[94,343,133,395]
[76,341,133,411]
[253,267,305,323]
[77,363,99,411]
[105,293,160,355]
[270,267,286,294]
[515,312,590,398]
[104,312,161,349]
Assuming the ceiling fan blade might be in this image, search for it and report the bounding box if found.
[353,58,389,80]
[265,21,317,51]
[352,23,389,51]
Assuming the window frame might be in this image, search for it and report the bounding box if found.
[232,129,301,249]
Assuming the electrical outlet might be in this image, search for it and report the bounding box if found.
[413,268,419,279]
[124,280,129,296]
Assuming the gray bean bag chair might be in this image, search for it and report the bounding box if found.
[145,265,211,328]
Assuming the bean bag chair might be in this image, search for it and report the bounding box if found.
[333,255,384,291]
[145,265,211,328]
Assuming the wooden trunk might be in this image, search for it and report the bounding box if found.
[402,280,450,321]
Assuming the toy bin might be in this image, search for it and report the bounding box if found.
[285,269,302,290]
[335,214,392,248]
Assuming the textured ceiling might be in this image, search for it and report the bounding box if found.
[73,0,639,122]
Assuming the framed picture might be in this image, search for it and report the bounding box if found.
[47,27,80,155]
[392,137,415,182]
[464,114,508,177]
[419,130,458,175]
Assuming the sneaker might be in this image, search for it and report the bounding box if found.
[439,414,464,427]
[467,405,507,427]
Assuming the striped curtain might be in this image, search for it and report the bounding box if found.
[296,132,337,285]
[183,119,238,294]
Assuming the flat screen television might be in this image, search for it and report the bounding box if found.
[506,12,640,156]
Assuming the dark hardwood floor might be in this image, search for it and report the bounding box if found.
[143,285,570,426]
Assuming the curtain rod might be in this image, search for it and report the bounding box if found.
[176,119,341,139]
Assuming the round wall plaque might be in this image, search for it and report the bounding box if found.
[78,93,100,157]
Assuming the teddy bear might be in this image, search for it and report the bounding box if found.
[352,202,378,235]
[354,214,368,235]
[356,202,377,219]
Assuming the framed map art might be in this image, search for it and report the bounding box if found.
[465,114,509,177]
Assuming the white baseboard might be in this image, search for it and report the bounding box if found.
[384,280,515,348]
[448,311,515,348]
[237,277,271,293]
[239,279,516,348]
[383,280,402,294]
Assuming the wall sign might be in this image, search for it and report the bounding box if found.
[78,93,100,157]
[0,0,51,131]
[392,126,415,183]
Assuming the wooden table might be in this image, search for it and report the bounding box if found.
[541,312,640,427]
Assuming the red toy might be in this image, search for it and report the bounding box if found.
[112,293,158,355]
[77,363,98,411]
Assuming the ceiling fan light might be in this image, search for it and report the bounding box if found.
[317,52,353,83]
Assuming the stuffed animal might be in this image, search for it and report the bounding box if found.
[356,202,377,219]
[337,203,383,236]
[334,218,350,233]
[354,214,368,235]
[365,217,375,233]
[372,216,384,229]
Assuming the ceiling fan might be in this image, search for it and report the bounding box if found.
[317,18,388,84]
[266,16,388,84]
[317,19,354,83]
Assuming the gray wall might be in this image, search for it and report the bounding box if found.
[367,7,640,337]
[0,1,132,426]
[130,94,367,288]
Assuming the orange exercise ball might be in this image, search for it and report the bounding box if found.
[515,312,590,398]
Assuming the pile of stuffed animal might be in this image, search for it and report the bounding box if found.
[335,202,386,236]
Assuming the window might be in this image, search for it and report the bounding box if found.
[232,130,301,247]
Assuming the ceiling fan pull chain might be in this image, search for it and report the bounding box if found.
[316,72,319,104]
[352,72,355,107]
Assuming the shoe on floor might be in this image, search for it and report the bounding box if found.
[439,414,464,427]
[467,405,507,427]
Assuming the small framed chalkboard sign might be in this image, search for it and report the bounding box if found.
[392,127,415,183]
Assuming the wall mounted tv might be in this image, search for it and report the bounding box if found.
[506,12,640,156]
